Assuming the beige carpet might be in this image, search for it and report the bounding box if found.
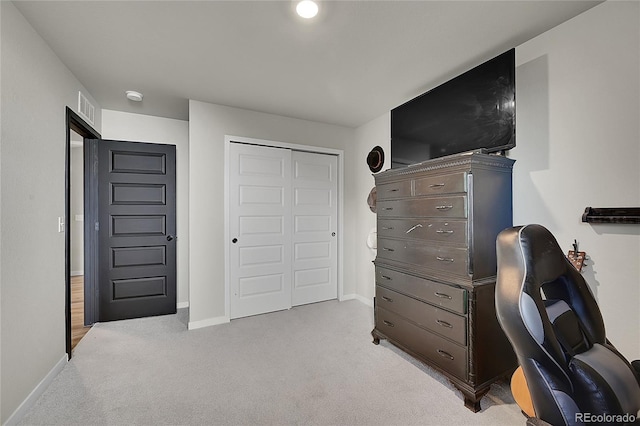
[18,300,524,425]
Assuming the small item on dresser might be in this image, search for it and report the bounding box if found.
[367,186,377,213]
[367,146,385,173]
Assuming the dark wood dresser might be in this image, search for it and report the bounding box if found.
[371,151,518,412]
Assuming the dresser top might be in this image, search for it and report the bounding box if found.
[375,151,515,182]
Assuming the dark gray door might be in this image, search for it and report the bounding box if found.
[94,139,177,322]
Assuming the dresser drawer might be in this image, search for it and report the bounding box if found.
[375,307,467,380]
[377,238,469,278]
[375,266,467,314]
[377,196,467,219]
[378,218,467,244]
[414,172,467,196]
[376,286,466,345]
[376,180,412,200]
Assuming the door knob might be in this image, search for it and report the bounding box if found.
[232,238,238,244]
[167,235,174,241]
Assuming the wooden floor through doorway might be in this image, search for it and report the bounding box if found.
[71,275,91,349]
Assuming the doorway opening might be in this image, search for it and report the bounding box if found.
[70,129,89,349]
[65,107,100,358]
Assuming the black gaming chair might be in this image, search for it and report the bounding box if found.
[495,224,640,425]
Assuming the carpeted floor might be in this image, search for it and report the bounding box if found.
[18,299,524,425]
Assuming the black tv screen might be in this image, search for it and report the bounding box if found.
[391,49,515,168]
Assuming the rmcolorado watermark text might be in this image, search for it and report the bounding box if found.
[575,413,637,423]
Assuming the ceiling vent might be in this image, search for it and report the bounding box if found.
[78,91,95,125]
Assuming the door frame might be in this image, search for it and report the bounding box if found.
[65,107,101,358]
[223,135,344,320]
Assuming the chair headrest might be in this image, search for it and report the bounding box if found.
[496,224,606,360]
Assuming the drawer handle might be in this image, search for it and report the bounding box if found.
[436,229,454,234]
[388,188,399,192]
[435,205,453,211]
[436,319,453,328]
[383,320,395,327]
[382,247,395,252]
[381,226,394,230]
[380,275,392,280]
[383,207,394,211]
[405,224,423,234]
[436,256,454,262]
[429,183,445,188]
[434,292,452,300]
[381,296,393,303]
[437,349,455,360]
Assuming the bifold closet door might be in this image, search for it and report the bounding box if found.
[229,143,292,319]
[291,151,338,306]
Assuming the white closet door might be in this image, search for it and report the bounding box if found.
[291,151,338,306]
[229,143,292,319]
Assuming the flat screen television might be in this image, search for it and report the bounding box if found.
[391,49,515,168]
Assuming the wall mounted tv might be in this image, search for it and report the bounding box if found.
[391,49,515,168]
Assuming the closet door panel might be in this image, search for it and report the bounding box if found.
[229,143,292,319]
[292,151,338,306]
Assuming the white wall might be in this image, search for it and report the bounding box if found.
[353,113,391,305]
[188,100,356,327]
[0,2,102,422]
[513,1,640,359]
[101,109,190,307]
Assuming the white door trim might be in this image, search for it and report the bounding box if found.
[224,135,344,320]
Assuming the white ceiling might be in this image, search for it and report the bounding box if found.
[14,0,602,128]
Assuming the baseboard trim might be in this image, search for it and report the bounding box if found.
[4,354,68,425]
[177,301,189,309]
[70,270,84,277]
[188,315,230,330]
[341,293,374,307]
[186,295,374,330]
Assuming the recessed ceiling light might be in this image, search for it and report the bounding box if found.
[296,0,318,19]
[125,90,143,102]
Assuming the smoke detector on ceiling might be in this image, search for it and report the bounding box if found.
[125,90,143,102]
